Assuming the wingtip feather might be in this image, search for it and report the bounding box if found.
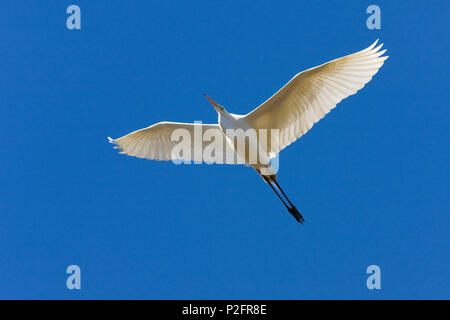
[368,39,379,50]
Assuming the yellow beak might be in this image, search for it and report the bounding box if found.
[204,93,221,110]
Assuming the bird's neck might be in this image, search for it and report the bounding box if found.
[218,110,232,122]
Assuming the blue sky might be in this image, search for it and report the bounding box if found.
[0,1,448,299]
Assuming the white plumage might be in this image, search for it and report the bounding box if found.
[109,40,388,223]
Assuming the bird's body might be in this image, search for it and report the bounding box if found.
[217,110,277,177]
[109,40,388,223]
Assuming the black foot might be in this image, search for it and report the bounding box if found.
[288,206,305,224]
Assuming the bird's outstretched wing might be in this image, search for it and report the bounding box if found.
[108,122,235,164]
[244,40,388,155]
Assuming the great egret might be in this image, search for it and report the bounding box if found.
[108,40,388,223]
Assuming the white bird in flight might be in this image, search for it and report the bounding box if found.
[109,40,388,223]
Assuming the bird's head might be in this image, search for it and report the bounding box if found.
[204,94,227,115]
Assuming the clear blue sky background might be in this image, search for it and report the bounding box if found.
[0,1,448,299]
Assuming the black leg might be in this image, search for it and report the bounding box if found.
[264,176,304,224]
[272,179,305,224]
[266,178,290,209]
[272,180,293,207]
